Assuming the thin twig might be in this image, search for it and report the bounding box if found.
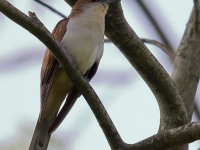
[141,38,175,60]
[28,11,44,26]
[34,0,66,18]
[135,0,174,52]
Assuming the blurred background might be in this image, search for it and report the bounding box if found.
[0,0,199,149]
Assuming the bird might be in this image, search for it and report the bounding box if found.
[29,0,119,150]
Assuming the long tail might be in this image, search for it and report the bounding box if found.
[49,87,81,133]
[29,88,79,150]
[29,79,72,149]
[29,116,52,150]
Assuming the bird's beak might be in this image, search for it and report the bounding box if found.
[99,0,120,4]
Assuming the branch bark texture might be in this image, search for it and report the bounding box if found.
[172,0,200,119]
[105,3,188,130]
[128,121,200,150]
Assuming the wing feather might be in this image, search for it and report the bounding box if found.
[40,18,69,108]
[49,62,99,133]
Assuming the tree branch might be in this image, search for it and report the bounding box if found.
[135,0,174,51]
[0,1,125,149]
[141,38,175,60]
[128,121,200,150]
[171,0,200,119]
[33,0,66,18]
[105,3,188,130]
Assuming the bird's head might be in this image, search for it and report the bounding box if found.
[69,0,120,18]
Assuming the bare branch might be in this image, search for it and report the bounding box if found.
[135,0,174,51]
[141,38,175,60]
[171,1,200,119]
[33,0,66,18]
[104,2,188,130]
[128,121,200,150]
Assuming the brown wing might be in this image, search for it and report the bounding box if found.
[49,62,99,133]
[40,18,69,109]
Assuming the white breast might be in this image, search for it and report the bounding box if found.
[60,16,104,74]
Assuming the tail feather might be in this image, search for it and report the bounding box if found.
[29,117,52,150]
[49,87,81,133]
[29,82,72,150]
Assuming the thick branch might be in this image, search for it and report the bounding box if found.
[171,0,200,119]
[0,1,125,149]
[105,3,188,130]
[128,121,200,150]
